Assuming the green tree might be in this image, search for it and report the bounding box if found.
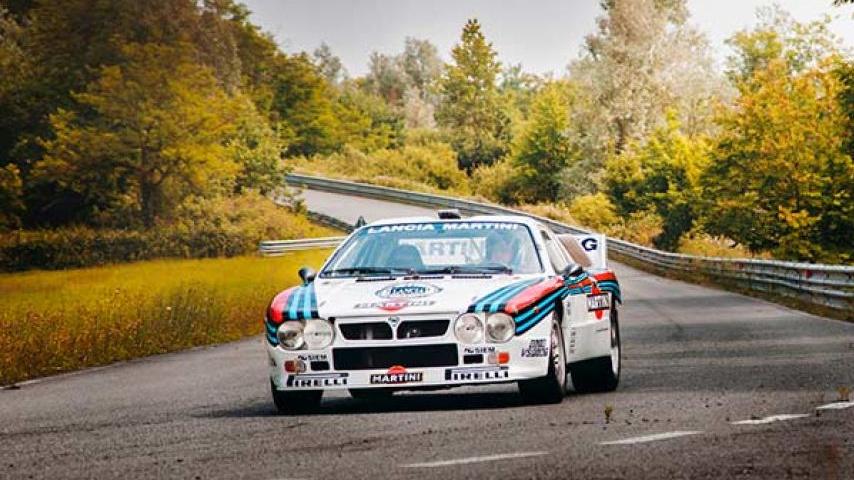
[0,164,24,230]
[703,59,853,262]
[603,114,711,251]
[437,19,509,171]
[511,83,577,203]
[34,43,254,227]
[269,53,340,157]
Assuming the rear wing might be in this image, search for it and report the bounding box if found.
[573,233,607,270]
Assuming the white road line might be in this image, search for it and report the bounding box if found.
[401,451,548,468]
[816,401,854,411]
[731,414,810,425]
[599,431,703,446]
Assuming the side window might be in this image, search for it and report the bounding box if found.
[540,230,569,273]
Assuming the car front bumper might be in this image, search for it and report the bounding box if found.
[266,317,552,391]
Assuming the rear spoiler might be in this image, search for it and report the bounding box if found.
[572,233,608,271]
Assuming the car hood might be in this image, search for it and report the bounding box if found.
[313,274,545,318]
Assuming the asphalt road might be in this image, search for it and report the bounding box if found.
[2,189,853,479]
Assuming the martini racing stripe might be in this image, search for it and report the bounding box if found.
[467,278,542,313]
[513,286,570,334]
[285,283,320,321]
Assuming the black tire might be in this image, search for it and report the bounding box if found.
[518,312,568,404]
[349,388,394,400]
[569,303,621,393]
[271,380,322,414]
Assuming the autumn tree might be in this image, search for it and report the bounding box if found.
[603,114,711,251]
[437,19,509,171]
[34,44,275,227]
[703,59,852,262]
[570,0,723,161]
[269,53,340,157]
[510,83,577,203]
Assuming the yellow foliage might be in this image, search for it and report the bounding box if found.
[0,251,330,385]
[568,193,619,231]
[293,141,470,195]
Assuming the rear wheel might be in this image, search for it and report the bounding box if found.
[569,303,621,393]
[271,380,322,414]
[349,388,394,400]
[518,312,567,404]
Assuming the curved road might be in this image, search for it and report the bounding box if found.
[2,189,853,479]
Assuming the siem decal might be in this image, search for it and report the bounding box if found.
[376,283,442,299]
[369,365,423,385]
[445,366,509,382]
[463,345,497,355]
[286,373,348,388]
[297,353,328,362]
[521,338,549,358]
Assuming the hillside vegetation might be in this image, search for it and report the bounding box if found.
[1,1,851,263]
[0,251,329,385]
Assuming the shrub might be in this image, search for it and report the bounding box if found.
[292,140,471,195]
[0,194,337,272]
[568,193,619,232]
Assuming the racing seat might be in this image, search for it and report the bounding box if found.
[388,244,425,271]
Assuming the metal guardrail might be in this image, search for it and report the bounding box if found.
[259,236,345,256]
[267,173,853,312]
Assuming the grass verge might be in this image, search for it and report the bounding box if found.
[0,251,331,386]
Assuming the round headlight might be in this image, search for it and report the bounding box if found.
[454,313,484,344]
[277,321,304,350]
[486,313,515,343]
[303,319,335,349]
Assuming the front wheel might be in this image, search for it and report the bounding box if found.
[271,380,322,414]
[518,312,568,404]
[569,303,621,393]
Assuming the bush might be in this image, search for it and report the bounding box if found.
[293,140,471,195]
[0,193,337,272]
[568,193,619,232]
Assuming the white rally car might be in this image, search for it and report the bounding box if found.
[264,211,622,413]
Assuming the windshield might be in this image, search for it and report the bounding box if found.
[321,221,543,277]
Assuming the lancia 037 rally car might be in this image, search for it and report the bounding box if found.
[264,211,622,413]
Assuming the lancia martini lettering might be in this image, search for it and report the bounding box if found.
[265,212,623,413]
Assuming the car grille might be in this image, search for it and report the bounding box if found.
[333,344,458,370]
[396,320,449,339]
[339,322,393,340]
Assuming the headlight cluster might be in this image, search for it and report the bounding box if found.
[454,312,515,344]
[277,319,334,350]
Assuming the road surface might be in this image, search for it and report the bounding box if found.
[2,188,852,479]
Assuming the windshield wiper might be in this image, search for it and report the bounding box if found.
[415,264,513,275]
[321,266,401,277]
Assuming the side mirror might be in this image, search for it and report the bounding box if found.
[298,266,316,285]
[561,263,584,279]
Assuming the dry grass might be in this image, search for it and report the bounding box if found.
[0,251,330,385]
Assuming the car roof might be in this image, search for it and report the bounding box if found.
[364,214,546,230]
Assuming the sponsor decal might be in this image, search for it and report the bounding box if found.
[369,365,423,385]
[581,237,598,252]
[587,293,610,311]
[353,299,436,311]
[366,222,521,234]
[463,345,496,355]
[297,353,328,362]
[376,282,442,299]
[521,338,549,358]
[286,372,348,388]
[445,366,510,382]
